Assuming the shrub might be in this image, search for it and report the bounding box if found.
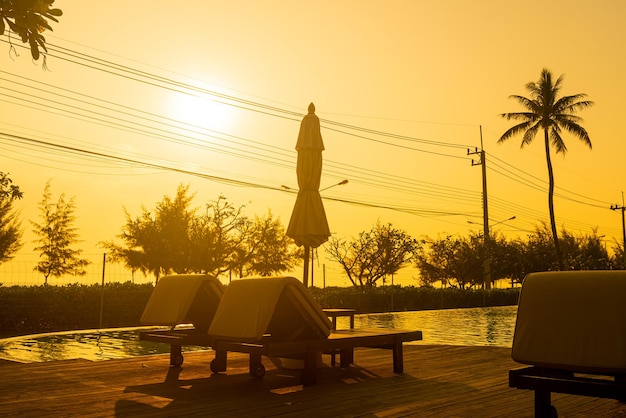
[0,283,519,337]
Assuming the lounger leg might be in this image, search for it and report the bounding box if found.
[339,348,353,368]
[300,348,318,386]
[534,390,555,418]
[392,338,404,373]
[170,345,183,367]
[210,350,227,373]
[249,353,265,379]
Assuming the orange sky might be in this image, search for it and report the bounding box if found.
[1,1,625,286]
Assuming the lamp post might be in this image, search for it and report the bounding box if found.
[468,216,516,289]
[311,180,348,286]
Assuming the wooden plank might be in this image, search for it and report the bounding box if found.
[1,345,626,417]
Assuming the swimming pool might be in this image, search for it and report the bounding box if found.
[0,305,517,363]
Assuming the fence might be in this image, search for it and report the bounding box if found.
[0,253,153,287]
[0,253,358,288]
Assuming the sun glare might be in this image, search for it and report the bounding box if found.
[168,92,237,133]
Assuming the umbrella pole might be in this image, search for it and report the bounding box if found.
[303,246,310,287]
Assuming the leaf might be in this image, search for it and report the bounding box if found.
[0,19,4,35]
[48,9,63,17]
[29,37,40,60]
[6,20,19,33]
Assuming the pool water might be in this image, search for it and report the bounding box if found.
[0,306,517,363]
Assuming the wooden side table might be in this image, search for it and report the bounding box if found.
[323,308,356,330]
[323,308,356,366]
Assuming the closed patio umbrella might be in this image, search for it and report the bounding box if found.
[287,103,330,287]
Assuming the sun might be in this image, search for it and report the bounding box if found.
[167,92,237,133]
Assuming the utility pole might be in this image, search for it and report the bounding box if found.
[468,126,491,289]
[610,192,626,269]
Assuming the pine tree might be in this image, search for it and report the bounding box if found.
[31,181,89,285]
[0,172,23,264]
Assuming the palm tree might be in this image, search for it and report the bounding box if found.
[498,68,593,270]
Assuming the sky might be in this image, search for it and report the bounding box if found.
[1,0,625,286]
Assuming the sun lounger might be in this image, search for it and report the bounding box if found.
[207,276,423,385]
[138,274,226,368]
[509,271,626,417]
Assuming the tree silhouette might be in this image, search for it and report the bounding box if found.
[102,184,196,281]
[31,181,89,284]
[498,69,593,269]
[415,233,485,289]
[327,221,419,288]
[0,0,63,64]
[0,196,22,265]
[102,186,292,282]
[0,172,23,265]
[240,210,299,277]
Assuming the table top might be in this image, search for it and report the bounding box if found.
[322,308,356,315]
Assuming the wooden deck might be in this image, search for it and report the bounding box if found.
[1,345,625,417]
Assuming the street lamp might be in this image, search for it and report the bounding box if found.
[281,179,348,193]
[467,216,516,228]
[320,179,349,192]
[492,216,516,227]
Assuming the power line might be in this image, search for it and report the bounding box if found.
[0,130,482,219]
[0,38,619,239]
[1,39,476,155]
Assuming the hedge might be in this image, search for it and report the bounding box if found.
[0,283,519,338]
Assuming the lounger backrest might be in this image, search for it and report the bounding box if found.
[208,276,332,342]
[139,274,224,330]
[512,270,626,373]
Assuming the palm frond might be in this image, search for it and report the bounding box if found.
[497,121,533,144]
[556,113,583,122]
[500,111,537,122]
[509,95,541,113]
[549,127,568,154]
[522,123,540,148]
[554,94,594,113]
[559,120,592,148]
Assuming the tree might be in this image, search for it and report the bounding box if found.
[0,199,22,264]
[559,227,610,270]
[0,172,23,264]
[326,221,420,288]
[0,172,22,200]
[415,233,484,289]
[240,210,299,277]
[610,239,624,270]
[501,224,611,286]
[102,184,197,281]
[0,0,63,63]
[498,69,593,270]
[188,195,263,278]
[102,187,267,282]
[31,181,89,284]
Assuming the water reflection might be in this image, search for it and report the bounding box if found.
[0,328,211,363]
[353,305,517,347]
[0,306,518,363]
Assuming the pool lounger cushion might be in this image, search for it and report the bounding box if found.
[512,270,626,373]
[207,276,332,342]
[207,276,422,385]
[138,274,226,367]
[139,274,224,330]
[509,270,626,416]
